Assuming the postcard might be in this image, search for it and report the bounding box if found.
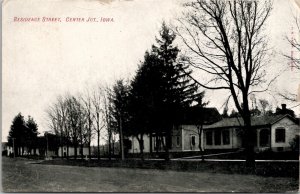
[2,0,300,192]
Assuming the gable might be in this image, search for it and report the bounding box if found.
[204,114,299,129]
[271,114,299,126]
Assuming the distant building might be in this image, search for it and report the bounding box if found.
[58,146,89,157]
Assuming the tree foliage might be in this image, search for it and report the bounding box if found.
[127,22,202,160]
[8,113,39,156]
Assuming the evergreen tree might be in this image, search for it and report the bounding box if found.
[8,113,27,156]
[110,79,131,160]
[26,116,39,154]
[129,22,201,160]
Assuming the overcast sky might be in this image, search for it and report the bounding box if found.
[2,0,300,142]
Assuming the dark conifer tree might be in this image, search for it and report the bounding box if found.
[26,116,39,155]
[110,79,131,160]
[8,113,28,156]
[129,22,201,160]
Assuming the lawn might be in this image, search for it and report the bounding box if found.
[1,157,299,192]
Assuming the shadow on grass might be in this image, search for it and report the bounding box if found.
[38,158,299,178]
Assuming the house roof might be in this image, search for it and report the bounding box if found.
[204,114,298,129]
[180,106,221,125]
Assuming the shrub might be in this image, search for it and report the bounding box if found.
[289,135,299,152]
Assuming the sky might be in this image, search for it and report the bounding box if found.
[2,0,300,142]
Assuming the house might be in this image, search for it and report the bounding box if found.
[203,113,300,152]
[2,143,41,156]
[2,142,9,155]
[127,107,221,153]
[127,105,300,154]
[58,146,89,157]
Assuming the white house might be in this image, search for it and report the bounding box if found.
[58,146,90,157]
[203,114,300,152]
[127,107,221,153]
[127,112,299,154]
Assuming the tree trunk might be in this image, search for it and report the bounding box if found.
[88,142,91,160]
[165,142,170,161]
[108,132,112,161]
[119,117,125,160]
[198,125,205,161]
[138,134,144,161]
[60,129,63,158]
[161,135,170,161]
[165,132,171,161]
[155,135,158,154]
[97,130,100,161]
[74,145,77,159]
[243,115,255,168]
[60,145,63,158]
[80,144,84,160]
[112,138,115,157]
[242,98,255,169]
[88,116,92,160]
[67,144,69,159]
[149,133,153,154]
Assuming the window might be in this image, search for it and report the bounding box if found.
[259,129,269,147]
[154,138,161,150]
[275,128,285,143]
[206,131,213,145]
[176,136,180,146]
[214,131,221,145]
[191,136,196,146]
[222,130,230,145]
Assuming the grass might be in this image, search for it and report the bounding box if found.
[2,157,299,192]
[40,157,299,177]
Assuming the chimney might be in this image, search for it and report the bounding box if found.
[281,104,286,110]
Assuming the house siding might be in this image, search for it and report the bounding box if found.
[255,127,271,152]
[127,134,150,154]
[181,125,203,151]
[58,146,89,157]
[203,128,242,150]
[171,126,183,151]
[271,117,300,151]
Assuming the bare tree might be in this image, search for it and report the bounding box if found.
[76,97,86,160]
[81,89,94,160]
[284,16,300,71]
[278,90,298,102]
[278,15,300,103]
[176,0,273,166]
[65,95,82,159]
[92,85,105,160]
[258,98,269,115]
[46,95,69,159]
[103,87,114,160]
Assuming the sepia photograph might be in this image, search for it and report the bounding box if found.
[2,0,300,192]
